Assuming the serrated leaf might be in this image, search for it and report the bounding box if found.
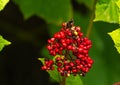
[108,28,120,54]
[0,35,11,52]
[76,0,94,10]
[66,75,83,85]
[12,0,73,24]
[94,0,119,23]
[0,0,9,11]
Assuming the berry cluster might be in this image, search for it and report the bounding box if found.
[41,20,93,77]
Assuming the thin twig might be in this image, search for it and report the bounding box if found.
[60,76,66,85]
[86,0,97,38]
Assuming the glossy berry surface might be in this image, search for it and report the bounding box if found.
[41,20,94,77]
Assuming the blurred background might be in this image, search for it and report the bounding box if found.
[0,0,120,85]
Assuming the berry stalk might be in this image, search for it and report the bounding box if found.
[60,76,66,85]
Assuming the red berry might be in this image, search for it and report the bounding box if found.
[75,26,81,31]
[69,62,74,67]
[77,54,84,59]
[78,47,83,53]
[75,59,80,65]
[51,38,55,42]
[72,46,76,52]
[41,66,47,70]
[56,57,61,61]
[57,62,62,67]
[64,65,70,71]
[72,67,78,73]
[83,50,88,54]
[89,59,94,64]
[87,63,92,68]
[60,31,65,38]
[57,67,62,73]
[79,64,83,69]
[62,22,66,27]
[47,39,51,43]
[67,45,73,50]
[51,66,54,70]
[47,45,52,50]
[55,48,59,53]
[64,60,69,65]
[62,42,67,47]
[49,60,54,65]
[76,65,81,69]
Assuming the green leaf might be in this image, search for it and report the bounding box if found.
[94,0,119,23]
[0,0,9,11]
[116,0,120,8]
[116,0,120,24]
[108,28,120,54]
[0,35,11,51]
[76,0,94,10]
[38,58,44,64]
[41,46,53,59]
[66,75,83,85]
[48,68,61,82]
[12,0,73,24]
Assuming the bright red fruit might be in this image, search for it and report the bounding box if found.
[41,20,93,77]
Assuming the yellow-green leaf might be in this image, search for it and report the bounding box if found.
[94,0,119,23]
[0,35,11,52]
[116,0,120,24]
[116,0,120,8]
[0,0,9,11]
[108,28,120,54]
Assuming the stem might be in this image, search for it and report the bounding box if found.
[58,71,62,84]
[60,76,66,85]
[86,0,97,38]
[60,49,69,85]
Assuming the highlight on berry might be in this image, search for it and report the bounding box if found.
[40,20,94,77]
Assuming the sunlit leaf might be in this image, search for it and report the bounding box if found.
[116,0,120,8]
[0,0,9,11]
[116,0,120,24]
[108,28,120,54]
[94,0,119,23]
[0,35,11,51]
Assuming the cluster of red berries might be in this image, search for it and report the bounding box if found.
[41,20,93,77]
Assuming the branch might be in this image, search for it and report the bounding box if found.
[86,0,97,38]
